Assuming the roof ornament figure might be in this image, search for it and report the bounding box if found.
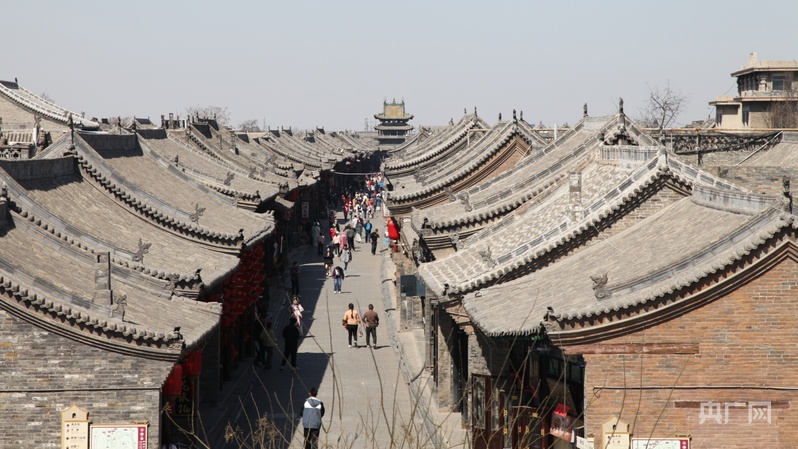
[458,191,472,212]
[223,171,234,186]
[189,203,205,223]
[474,106,477,116]
[591,273,611,300]
[479,246,496,268]
[464,108,467,115]
[131,238,151,263]
[498,112,502,121]
[109,294,127,321]
[173,154,179,165]
[445,186,456,202]
[618,97,624,114]
[583,103,588,117]
[450,233,460,251]
[513,109,517,122]
[520,110,524,121]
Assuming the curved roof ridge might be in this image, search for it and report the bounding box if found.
[557,208,792,324]
[0,268,187,359]
[384,117,485,171]
[390,121,535,202]
[70,138,250,250]
[449,155,664,294]
[0,81,98,128]
[464,204,794,338]
[0,168,216,288]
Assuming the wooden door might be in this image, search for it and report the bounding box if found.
[472,375,504,449]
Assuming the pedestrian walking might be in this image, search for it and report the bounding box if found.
[290,262,301,297]
[301,387,325,449]
[345,225,356,251]
[363,304,379,348]
[323,246,334,277]
[364,220,373,243]
[331,265,345,294]
[341,244,352,276]
[262,320,277,369]
[342,303,361,348]
[290,296,305,333]
[370,228,379,255]
[280,316,301,370]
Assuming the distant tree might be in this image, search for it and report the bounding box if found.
[637,82,688,132]
[186,105,230,127]
[39,92,54,103]
[765,88,798,128]
[238,119,261,132]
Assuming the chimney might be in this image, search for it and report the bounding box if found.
[93,252,112,304]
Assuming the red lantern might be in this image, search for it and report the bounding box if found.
[163,364,183,397]
[182,351,203,377]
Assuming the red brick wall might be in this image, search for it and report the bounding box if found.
[576,257,798,447]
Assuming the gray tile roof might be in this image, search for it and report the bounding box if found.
[0,208,220,358]
[388,120,546,204]
[74,133,274,249]
[409,114,660,234]
[384,114,493,172]
[741,131,798,166]
[463,194,788,338]
[418,149,747,297]
[139,131,286,204]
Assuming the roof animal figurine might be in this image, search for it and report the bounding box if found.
[223,171,234,186]
[189,203,205,223]
[591,273,610,300]
[131,238,151,263]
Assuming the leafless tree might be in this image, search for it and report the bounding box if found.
[637,82,688,132]
[238,119,261,132]
[186,105,231,127]
[765,88,798,128]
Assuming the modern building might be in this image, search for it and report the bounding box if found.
[711,52,798,129]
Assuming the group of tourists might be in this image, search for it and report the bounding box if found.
[252,172,390,449]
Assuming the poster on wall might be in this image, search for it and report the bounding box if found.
[90,424,147,449]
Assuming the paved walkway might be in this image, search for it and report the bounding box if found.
[202,215,469,449]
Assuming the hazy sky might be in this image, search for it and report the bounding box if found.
[6,1,797,131]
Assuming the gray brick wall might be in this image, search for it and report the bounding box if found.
[0,309,173,449]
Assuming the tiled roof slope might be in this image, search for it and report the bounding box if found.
[740,131,798,166]
[73,133,274,251]
[388,119,546,204]
[0,80,98,128]
[463,189,786,338]
[384,114,493,172]
[418,149,745,296]
[0,185,221,359]
[1,162,241,287]
[409,114,658,233]
[138,130,286,205]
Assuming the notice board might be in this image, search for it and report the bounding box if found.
[90,424,148,449]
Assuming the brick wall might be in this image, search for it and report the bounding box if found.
[0,310,174,449]
[574,257,798,447]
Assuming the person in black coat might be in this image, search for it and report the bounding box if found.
[280,317,301,370]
